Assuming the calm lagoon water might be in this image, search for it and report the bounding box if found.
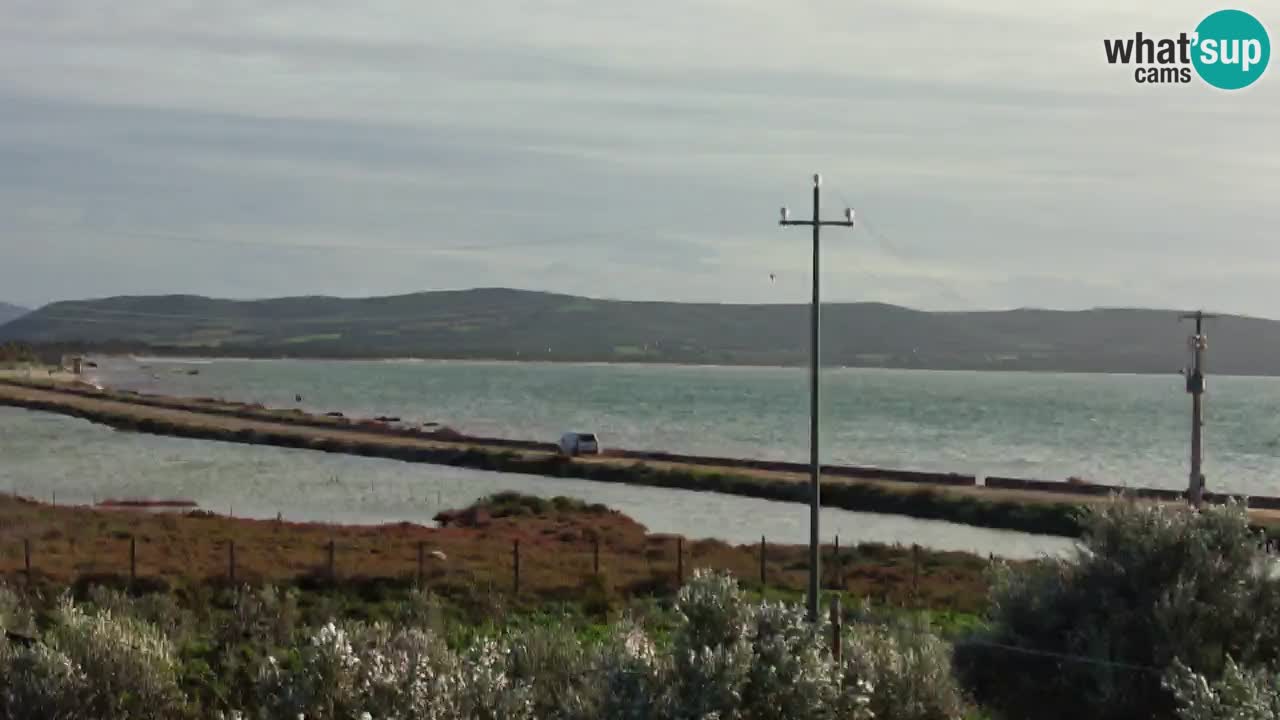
[0,407,1070,558]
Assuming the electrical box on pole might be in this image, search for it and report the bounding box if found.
[1181,311,1215,507]
[1185,334,1207,394]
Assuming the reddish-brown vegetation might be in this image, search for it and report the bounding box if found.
[0,493,995,613]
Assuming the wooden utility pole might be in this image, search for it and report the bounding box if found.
[1181,311,1216,506]
[779,174,856,622]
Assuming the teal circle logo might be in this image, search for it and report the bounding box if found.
[1192,9,1270,90]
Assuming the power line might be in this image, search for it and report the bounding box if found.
[952,638,1163,675]
[825,186,979,309]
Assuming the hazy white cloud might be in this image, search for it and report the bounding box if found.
[0,0,1277,315]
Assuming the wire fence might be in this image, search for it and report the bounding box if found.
[0,526,927,595]
[0,492,995,613]
[0,533,1180,680]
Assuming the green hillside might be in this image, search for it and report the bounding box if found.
[1,288,1275,374]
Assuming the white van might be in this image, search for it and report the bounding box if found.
[559,432,601,456]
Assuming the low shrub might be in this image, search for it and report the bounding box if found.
[841,618,967,720]
[959,499,1280,720]
[0,572,976,719]
[0,598,186,720]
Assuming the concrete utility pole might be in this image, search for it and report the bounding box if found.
[779,174,855,622]
[1181,311,1216,507]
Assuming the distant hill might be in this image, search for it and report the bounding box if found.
[2,288,1277,374]
[0,302,27,326]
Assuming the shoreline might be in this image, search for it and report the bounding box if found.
[31,347,1280,378]
[3,377,1277,539]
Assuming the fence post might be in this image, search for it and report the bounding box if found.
[229,540,236,584]
[760,535,767,587]
[830,596,843,664]
[327,539,336,581]
[513,540,521,594]
[834,534,841,589]
[417,541,425,588]
[24,539,31,579]
[593,536,600,576]
[129,535,137,588]
[912,543,921,602]
[676,536,684,586]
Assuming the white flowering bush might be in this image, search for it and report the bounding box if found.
[598,620,666,720]
[255,621,363,718]
[502,623,598,719]
[0,640,87,720]
[353,624,462,720]
[960,499,1280,720]
[841,619,964,720]
[0,574,950,720]
[392,588,445,633]
[668,570,757,719]
[663,570,881,720]
[86,586,189,641]
[742,600,839,720]
[222,585,300,648]
[0,585,31,635]
[0,598,185,720]
[254,620,464,720]
[1166,657,1280,720]
[457,636,535,720]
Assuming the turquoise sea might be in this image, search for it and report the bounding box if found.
[91,357,1280,494]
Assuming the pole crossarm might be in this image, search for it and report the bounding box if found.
[780,220,856,228]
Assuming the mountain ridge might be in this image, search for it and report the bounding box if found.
[1,288,1275,375]
[0,302,28,326]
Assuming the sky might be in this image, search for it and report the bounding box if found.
[1,1,1277,315]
